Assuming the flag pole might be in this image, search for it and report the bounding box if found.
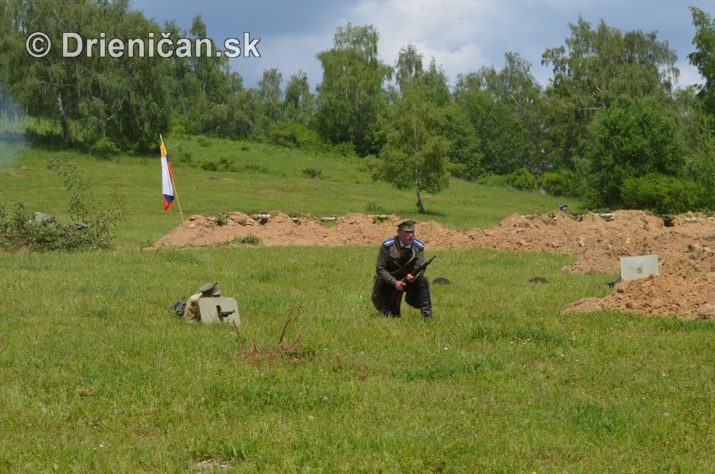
[161,134,185,223]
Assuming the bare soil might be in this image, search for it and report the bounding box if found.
[153,210,715,321]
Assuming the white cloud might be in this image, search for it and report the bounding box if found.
[350,0,510,80]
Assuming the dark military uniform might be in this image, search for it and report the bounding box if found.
[372,235,432,318]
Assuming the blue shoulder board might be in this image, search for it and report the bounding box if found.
[413,238,425,249]
[383,238,395,247]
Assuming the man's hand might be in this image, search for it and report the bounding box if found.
[394,280,406,292]
[405,273,416,284]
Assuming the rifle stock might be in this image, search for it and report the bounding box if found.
[393,256,436,285]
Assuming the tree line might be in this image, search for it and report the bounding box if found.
[1,0,714,213]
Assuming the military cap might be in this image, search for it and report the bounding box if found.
[396,219,417,231]
[199,281,221,296]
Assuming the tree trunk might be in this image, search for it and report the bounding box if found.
[416,185,425,214]
[57,92,71,144]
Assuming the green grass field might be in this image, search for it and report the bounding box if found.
[1,138,714,472]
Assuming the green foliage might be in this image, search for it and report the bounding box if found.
[200,161,218,172]
[257,68,283,135]
[0,158,124,251]
[269,121,323,151]
[316,24,391,156]
[89,136,120,158]
[0,203,100,251]
[458,53,544,173]
[455,80,527,175]
[196,90,262,140]
[541,169,588,197]
[476,173,509,187]
[505,168,538,191]
[541,17,678,168]
[302,168,322,179]
[370,82,450,213]
[442,104,482,179]
[620,174,707,214]
[585,98,687,207]
[210,213,229,226]
[233,234,261,245]
[1,0,171,152]
[689,7,715,116]
[284,71,315,125]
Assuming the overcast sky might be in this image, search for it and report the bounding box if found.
[130,0,715,91]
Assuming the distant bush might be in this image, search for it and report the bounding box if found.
[200,161,218,172]
[238,163,269,174]
[332,142,357,158]
[476,173,509,187]
[210,213,229,226]
[447,162,470,180]
[365,201,389,213]
[505,168,538,190]
[269,121,324,153]
[620,173,706,214]
[585,98,687,207]
[90,136,119,158]
[0,158,125,251]
[234,234,261,245]
[541,169,588,197]
[302,168,322,179]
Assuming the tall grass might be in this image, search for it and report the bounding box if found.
[1,138,713,471]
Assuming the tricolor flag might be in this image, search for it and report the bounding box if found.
[160,139,174,211]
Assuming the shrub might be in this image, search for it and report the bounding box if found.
[447,162,471,180]
[365,201,389,213]
[90,136,119,158]
[541,169,588,197]
[332,142,356,158]
[585,98,687,207]
[0,158,125,251]
[211,213,229,226]
[234,234,261,245]
[269,122,323,151]
[620,173,706,214]
[505,168,538,190]
[238,163,269,174]
[200,161,218,172]
[302,168,322,179]
[476,173,509,187]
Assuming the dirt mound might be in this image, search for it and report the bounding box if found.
[153,210,715,321]
[153,212,474,249]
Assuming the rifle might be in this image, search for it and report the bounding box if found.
[393,255,436,289]
[216,304,236,322]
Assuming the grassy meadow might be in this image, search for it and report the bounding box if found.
[1,137,715,472]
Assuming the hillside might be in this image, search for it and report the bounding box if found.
[0,134,577,249]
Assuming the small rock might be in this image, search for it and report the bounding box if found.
[432,277,452,285]
[528,277,548,283]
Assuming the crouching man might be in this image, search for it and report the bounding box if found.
[371,219,432,319]
[183,281,222,321]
